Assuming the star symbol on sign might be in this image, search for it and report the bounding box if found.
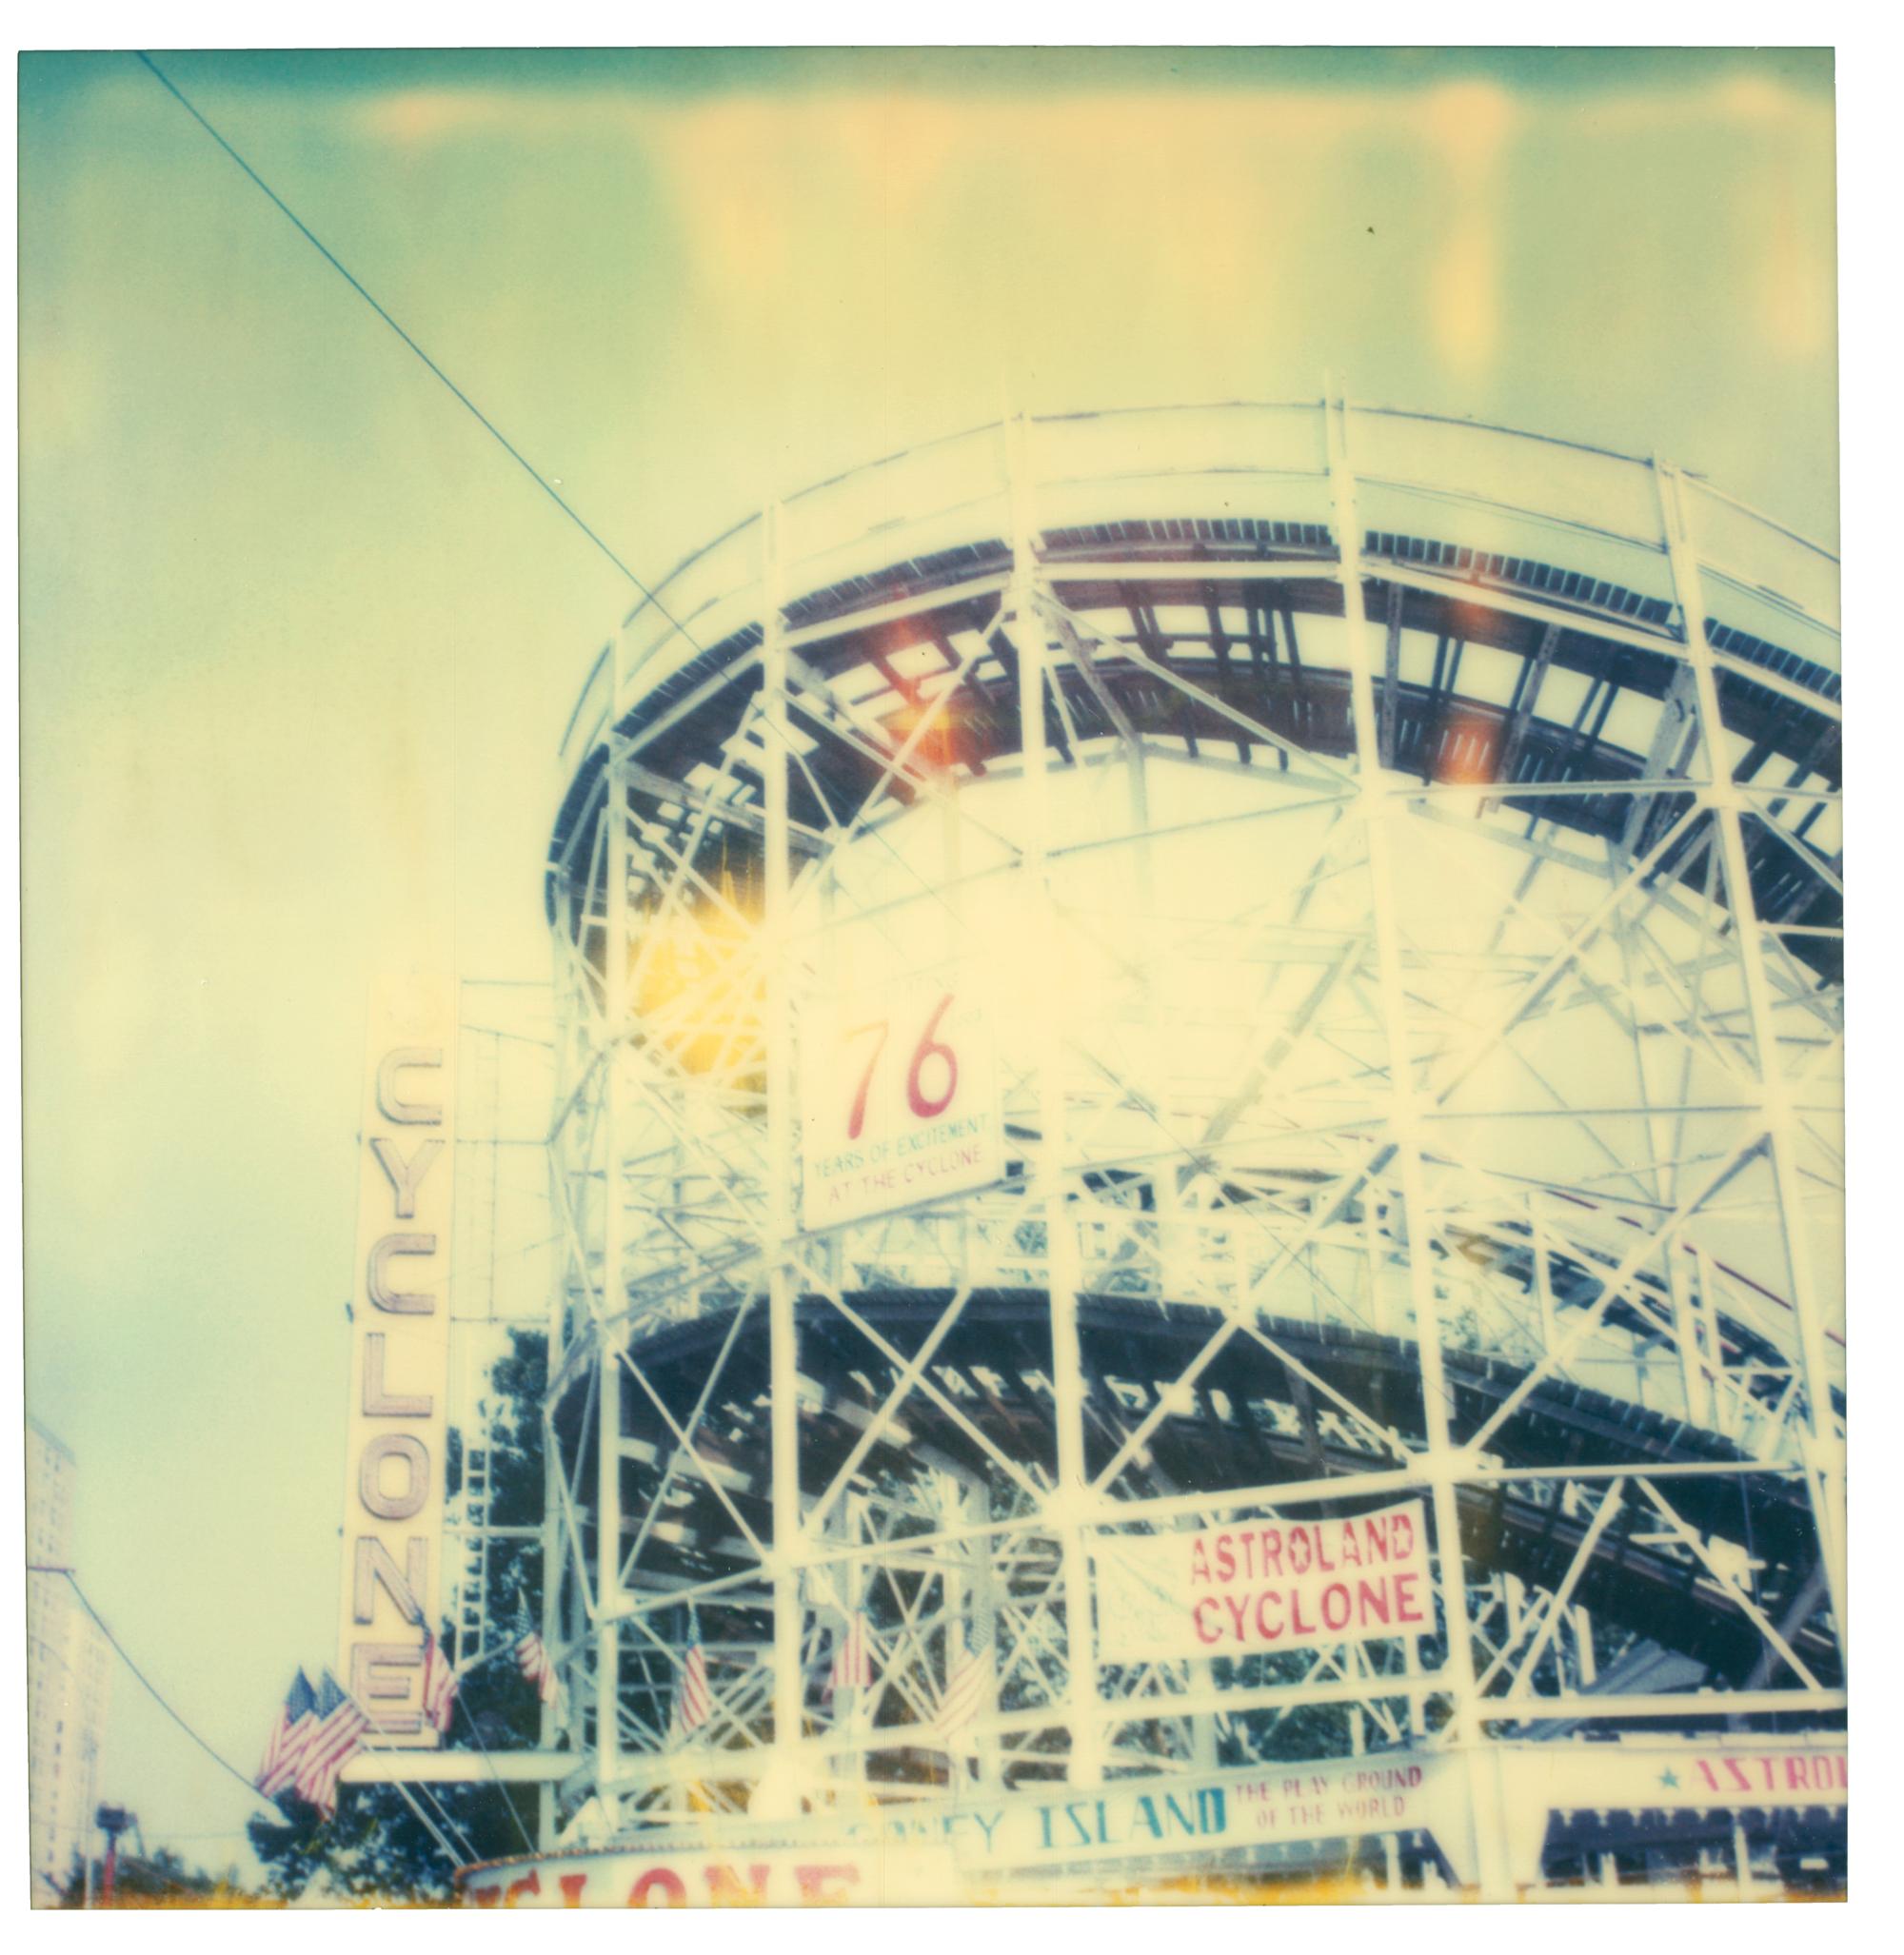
[1658,1768,1680,1789]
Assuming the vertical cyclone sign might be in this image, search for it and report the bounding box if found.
[337,975,455,1745]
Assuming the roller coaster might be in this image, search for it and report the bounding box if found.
[450,399,1846,1900]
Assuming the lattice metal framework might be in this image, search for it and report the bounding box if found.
[526,400,1845,1893]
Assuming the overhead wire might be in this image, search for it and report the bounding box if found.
[121,52,894,1859]
[134,46,976,937]
[386,1780,470,1869]
[124,50,711,1861]
[32,1567,275,1813]
[131,50,706,651]
[36,1565,520,1870]
[399,1609,542,1860]
[449,1689,542,1858]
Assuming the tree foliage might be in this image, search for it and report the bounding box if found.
[55,1844,268,1909]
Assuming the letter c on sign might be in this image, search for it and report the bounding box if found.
[377,1046,444,1125]
[1193,1598,1221,1646]
[368,1234,437,1314]
[360,1433,429,1520]
[1255,1588,1285,1643]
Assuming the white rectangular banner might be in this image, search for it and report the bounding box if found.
[800,974,1002,1230]
[462,1754,1454,1904]
[336,974,455,1744]
[873,1751,1455,1875]
[1094,1501,1434,1662]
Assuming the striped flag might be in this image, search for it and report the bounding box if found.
[935,1635,985,1751]
[673,1642,712,1736]
[826,1610,873,1698]
[294,1673,370,1820]
[422,1629,458,1734]
[514,1599,560,1707]
[256,1669,318,1799]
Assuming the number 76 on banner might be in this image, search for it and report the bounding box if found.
[798,978,1003,1231]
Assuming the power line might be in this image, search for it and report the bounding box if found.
[449,1687,540,1859]
[387,1779,468,1869]
[131,50,705,647]
[42,1568,274,1813]
[33,1585,529,1869]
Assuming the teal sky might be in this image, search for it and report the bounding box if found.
[19,46,1837,1877]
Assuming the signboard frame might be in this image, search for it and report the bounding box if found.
[335,974,455,1745]
[798,971,1004,1232]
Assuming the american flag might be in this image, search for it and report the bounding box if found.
[514,1599,560,1706]
[294,1673,370,1820]
[826,1610,873,1698]
[934,1635,985,1750]
[673,1642,712,1736]
[256,1669,318,1799]
[422,1628,458,1734]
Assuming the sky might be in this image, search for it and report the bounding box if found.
[17,45,1839,1880]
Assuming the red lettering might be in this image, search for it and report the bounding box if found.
[1214,1534,1235,1583]
[1393,1570,1426,1627]
[1193,1597,1221,1646]
[558,1874,588,1907]
[1390,1511,1414,1560]
[1260,1527,1283,1577]
[1365,1515,1388,1561]
[1290,1589,1318,1638]
[796,1866,863,1906]
[1357,1577,1392,1627]
[1224,1594,1250,1641]
[470,1886,501,1907]
[1254,1588,1285,1643]
[705,1864,771,1906]
[843,1020,889,1141]
[630,1868,688,1906]
[1288,1529,1313,1574]
[904,997,959,1120]
[505,1870,541,1906]
[1190,1539,1212,1585]
[1320,1582,1351,1631]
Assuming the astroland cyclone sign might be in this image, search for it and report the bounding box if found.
[335,975,454,1745]
[460,1754,1455,1905]
[799,975,1002,1231]
[1094,1501,1435,1662]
